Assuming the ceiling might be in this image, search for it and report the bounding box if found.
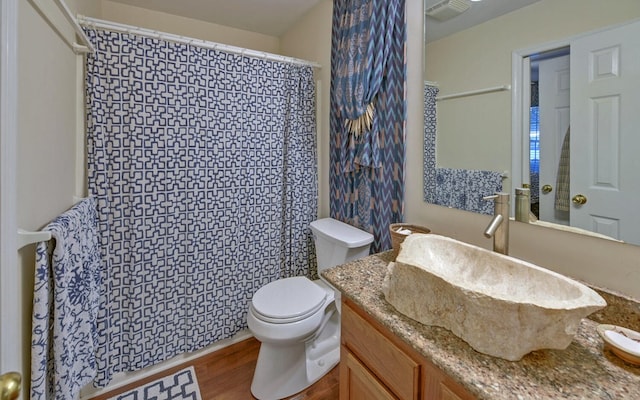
[109,0,541,40]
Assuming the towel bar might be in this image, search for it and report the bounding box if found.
[17,229,51,249]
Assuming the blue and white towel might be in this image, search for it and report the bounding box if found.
[435,168,503,215]
[31,197,103,400]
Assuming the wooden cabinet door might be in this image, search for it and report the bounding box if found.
[342,302,419,400]
[340,299,476,400]
[440,383,468,400]
[341,350,398,400]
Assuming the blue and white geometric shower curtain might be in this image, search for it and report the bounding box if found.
[84,27,318,386]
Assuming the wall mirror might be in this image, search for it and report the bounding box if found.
[423,0,640,245]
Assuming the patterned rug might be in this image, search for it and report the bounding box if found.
[108,367,202,400]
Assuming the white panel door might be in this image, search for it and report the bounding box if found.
[571,20,640,244]
[538,55,570,225]
[1,0,23,397]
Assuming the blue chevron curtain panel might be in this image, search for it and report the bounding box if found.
[330,0,406,252]
[84,27,318,386]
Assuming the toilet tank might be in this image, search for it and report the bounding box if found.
[310,218,374,273]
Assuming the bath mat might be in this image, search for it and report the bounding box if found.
[108,366,202,400]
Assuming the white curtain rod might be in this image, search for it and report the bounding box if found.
[77,16,322,69]
[436,85,511,101]
[31,0,95,53]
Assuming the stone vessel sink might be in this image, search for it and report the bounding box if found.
[382,234,606,361]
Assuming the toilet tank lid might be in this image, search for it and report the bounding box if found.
[310,218,374,248]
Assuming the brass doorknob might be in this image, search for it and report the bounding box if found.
[0,372,21,400]
[572,194,588,205]
[542,184,553,194]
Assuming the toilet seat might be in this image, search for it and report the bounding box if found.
[251,277,328,324]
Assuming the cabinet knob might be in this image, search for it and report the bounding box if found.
[541,184,553,194]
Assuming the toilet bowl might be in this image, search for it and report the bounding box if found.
[248,218,373,400]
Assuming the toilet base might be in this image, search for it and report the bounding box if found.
[250,309,340,400]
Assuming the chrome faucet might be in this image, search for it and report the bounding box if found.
[483,192,509,255]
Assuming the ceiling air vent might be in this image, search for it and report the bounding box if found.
[425,0,472,21]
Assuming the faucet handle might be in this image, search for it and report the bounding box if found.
[483,192,509,203]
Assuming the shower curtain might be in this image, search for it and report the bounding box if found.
[423,84,439,205]
[84,27,318,386]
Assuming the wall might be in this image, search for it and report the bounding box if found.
[280,0,332,218]
[96,0,280,54]
[406,0,640,299]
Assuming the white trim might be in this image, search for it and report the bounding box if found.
[52,0,94,53]
[0,0,20,377]
[29,0,94,54]
[78,16,322,69]
[75,55,86,199]
[512,39,572,212]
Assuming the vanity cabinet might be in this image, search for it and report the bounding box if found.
[340,299,476,400]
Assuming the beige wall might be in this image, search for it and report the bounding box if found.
[409,0,640,299]
[280,0,333,218]
[94,0,280,54]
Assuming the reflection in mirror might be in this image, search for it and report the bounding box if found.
[514,19,640,245]
[423,0,640,245]
[527,47,570,223]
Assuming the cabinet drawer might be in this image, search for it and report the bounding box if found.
[342,302,419,400]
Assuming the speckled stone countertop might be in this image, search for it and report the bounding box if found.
[322,252,640,400]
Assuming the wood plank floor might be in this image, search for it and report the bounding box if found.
[89,337,340,400]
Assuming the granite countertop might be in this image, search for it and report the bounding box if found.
[322,252,640,400]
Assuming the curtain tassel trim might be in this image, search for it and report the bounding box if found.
[344,101,375,136]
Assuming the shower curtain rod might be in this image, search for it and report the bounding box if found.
[77,16,322,69]
[436,85,511,101]
[31,0,95,53]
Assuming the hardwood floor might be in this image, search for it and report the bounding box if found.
[89,337,340,400]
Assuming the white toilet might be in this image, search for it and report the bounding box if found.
[247,217,374,400]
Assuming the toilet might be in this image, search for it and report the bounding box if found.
[247,217,374,400]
